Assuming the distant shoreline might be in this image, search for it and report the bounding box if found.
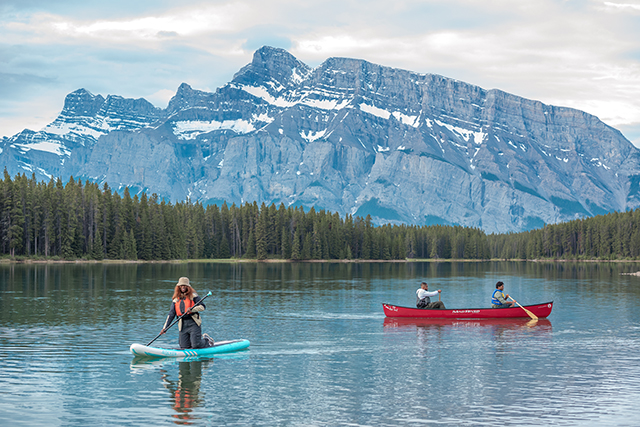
[2,258,640,265]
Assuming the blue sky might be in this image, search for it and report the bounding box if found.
[1,0,640,146]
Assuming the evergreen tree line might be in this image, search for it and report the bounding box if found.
[1,172,639,261]
[488,207,640,260]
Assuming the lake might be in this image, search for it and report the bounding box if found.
[1,261,640,426]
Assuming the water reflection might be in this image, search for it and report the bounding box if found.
[3,260,638,300]
[129,353,249,368]
[384,317,553,360]
[2,261,640,426]
[162,360,210,425]
[383,317,552,329]
[130,358,213,425]
[130,353,249,425]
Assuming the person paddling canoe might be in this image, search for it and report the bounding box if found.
[491,281,516,308]
[416,282,446,309]
[160,277,214,349]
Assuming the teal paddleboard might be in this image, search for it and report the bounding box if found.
[130,339,250,358]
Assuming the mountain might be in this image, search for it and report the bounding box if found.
[2,46,639,233]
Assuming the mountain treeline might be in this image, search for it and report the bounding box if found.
[1,172,639,261]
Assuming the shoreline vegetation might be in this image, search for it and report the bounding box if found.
[3,257,640,264]
[3,256,640,270]
[2,172,640,263]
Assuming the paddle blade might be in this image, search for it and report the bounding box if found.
[522,307,538,320]
[511,297,538,320]
[207,291,212,296]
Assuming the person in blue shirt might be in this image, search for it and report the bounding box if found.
[491,281,515,308]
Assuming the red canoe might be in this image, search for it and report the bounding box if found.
[382,301,553,319]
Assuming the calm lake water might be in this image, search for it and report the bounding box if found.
[1,261,640,426]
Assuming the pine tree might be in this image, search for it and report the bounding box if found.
[291,226,302,260]
[256,209,268,260]
[124,229,138,260]
[90,232,104,260]
[281,226,291,259]
[219,233,231,258]
[245,229,256,258]
[302,233,312,260]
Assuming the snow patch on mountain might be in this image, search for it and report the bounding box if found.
[391,111,420,127]
[434,119,486,144]
[359,103,420,127]
[359,103,390,119]
[173,119,256,140]
[11,140,71,157]
[290,67,310,85]
[301,97,350,111]
[237,84,295,108]
[44,122,106,140]
[239,83,353,112]
[300,129,327,142]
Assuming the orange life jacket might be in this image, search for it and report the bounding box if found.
[175,298,195,316]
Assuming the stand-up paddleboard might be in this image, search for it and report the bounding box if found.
[130,339,250,358]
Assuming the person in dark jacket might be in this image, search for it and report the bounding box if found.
[160,277,214,349]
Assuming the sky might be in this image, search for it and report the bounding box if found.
[1,0,640,147]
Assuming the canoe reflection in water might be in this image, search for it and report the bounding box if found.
[384,317,553,358]
[383,317,552,330]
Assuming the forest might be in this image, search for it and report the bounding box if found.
[1,172,640,261]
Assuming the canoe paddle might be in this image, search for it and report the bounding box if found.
[508,296,538,321]
[146,291,213,346]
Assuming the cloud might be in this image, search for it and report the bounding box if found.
[1,0,639,148]
[145,89,175,109]
[50,7,236,40]
[0,92,61,135]
[603,2,640,12]
[0,71,56,97]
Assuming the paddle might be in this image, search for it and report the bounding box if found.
[508,296,538,321]
[147,291,213,346]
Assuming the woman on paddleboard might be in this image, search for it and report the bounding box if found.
[160,277,214,349]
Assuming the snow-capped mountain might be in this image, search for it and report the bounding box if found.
[2,46,639,233]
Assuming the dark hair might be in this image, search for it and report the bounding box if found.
[496,281,504,289]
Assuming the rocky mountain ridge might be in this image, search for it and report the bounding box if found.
[2,46,639,233]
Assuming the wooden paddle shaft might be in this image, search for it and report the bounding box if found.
[509,297,538,320]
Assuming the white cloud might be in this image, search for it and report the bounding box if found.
[145,89,175,109]
[1,0,639,148]
[603,2,640,12]
[50,5,246,40]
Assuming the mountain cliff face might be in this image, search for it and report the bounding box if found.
[2,46,639,233]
